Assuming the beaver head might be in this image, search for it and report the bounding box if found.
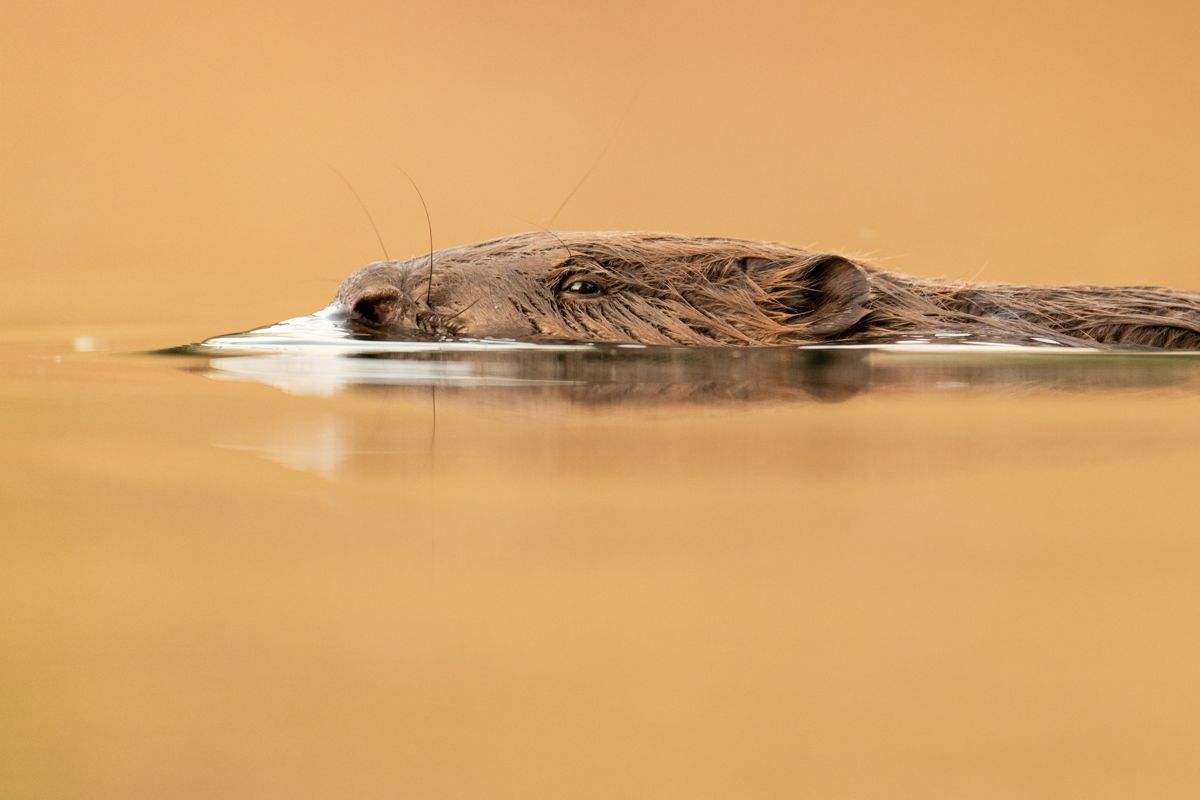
[334,231,872,346]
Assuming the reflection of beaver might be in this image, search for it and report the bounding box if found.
[199,346,1200,408]
[334,232,1200,349]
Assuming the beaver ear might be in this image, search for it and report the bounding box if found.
[744,255,870,337]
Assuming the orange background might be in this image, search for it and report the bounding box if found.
[5,1,1199,337]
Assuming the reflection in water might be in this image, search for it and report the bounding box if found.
[203,347,874,404]
[214,413,354,480]
[178,314,1200,406]
[162,318,1200,479]
[199,345,1200,404]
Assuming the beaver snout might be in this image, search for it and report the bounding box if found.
[347,285,405,326]
[335,260,426,329]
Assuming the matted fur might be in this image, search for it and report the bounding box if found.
[333,231,1200,350]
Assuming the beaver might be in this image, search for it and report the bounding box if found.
[333,231,1200,350]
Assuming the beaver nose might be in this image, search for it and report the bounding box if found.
[348,285,405,326]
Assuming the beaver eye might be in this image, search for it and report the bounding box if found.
[561,278,602,296]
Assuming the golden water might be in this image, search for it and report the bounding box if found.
[5,2,1200,797]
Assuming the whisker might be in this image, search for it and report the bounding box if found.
[544,228,575,260]
[546,82,644,228]
[327,164,390,262]
[445,297,483,321]
[395,165,435,305]
[428,384,437,587]
[516,216,575,260]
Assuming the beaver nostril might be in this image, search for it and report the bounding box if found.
[350,287,402,325]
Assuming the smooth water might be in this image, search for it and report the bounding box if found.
[5,316,1200,798]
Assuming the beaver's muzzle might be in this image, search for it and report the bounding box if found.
[345,285,407,327]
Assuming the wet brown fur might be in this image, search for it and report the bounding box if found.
[334,231,1200,350]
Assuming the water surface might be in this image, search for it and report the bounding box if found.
[4,317,1200,799]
